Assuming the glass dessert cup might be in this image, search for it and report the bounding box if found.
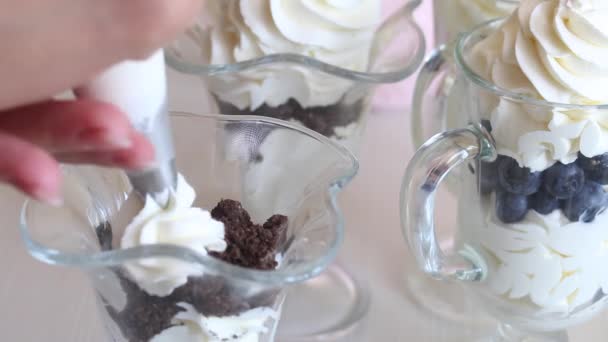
[166,1,424,339]
[19,112,358,342]
[401,21,608,341]
[433,0,518,45]
[165,0,426,156]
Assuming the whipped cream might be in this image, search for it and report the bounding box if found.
[197,0,381,110]
[121,174,226,297]
[434,0,518,43]
[470,197,608,313]
[150,303,278,342]
[468,0,608,171]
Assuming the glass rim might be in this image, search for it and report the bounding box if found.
[19,112,359,286]
[165,0,425,84]
[455,18,608,110]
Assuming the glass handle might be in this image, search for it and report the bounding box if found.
[400,125,495,282]
[411,44,456,148]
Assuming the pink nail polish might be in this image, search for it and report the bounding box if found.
[78,129,132,149]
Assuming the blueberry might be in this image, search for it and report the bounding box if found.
[497,157,542,195]
[479,157,502,194]
[577,153,608,184]
[530,190,559,215]
[543,162,585,199]
[561,181,608,223]
[496,191,529,223]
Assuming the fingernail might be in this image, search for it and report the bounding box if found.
[78,128,132,149]
[46,196,64,207]
[33,189,63,207]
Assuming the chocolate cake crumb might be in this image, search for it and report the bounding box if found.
[211,199,288,270]
[96,199,287,341]
[104,271,185,342]
[217,97,363,138]
[95,221,113,252]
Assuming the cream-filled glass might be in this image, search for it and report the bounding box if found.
[402,16,608,340]
[166,0,425,156]
[20,113,358,342]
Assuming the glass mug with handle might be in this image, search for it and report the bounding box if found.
[402,20,608,341]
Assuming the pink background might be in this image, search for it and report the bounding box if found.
[373,0,434,111]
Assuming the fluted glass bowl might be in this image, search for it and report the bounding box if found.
[165,0,425,155]
[19,113,358,342]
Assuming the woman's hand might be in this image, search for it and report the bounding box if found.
[0,0,203,203]
[0,99,154,204]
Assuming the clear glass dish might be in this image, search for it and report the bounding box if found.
[20,112,358,342]
[165,1,424,338]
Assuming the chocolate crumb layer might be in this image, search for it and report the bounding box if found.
[217,97,363,138]
[96,199,287,341]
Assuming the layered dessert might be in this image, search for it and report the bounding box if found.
[192,0,381,140]
[461,0,608,317]
[96,175,287,341]
[434,0,519,44]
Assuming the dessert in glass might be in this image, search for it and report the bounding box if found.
[402,1,608,339]
[166,0,425,154]
[20,113,357,342]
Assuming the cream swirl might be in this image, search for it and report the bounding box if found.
[150,303,277,342]
[199,0,381,109]
[121,175,226,297]
[469,0,608,171]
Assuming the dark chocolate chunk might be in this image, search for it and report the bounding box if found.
[211,199,288,270]
[95,221,113,251]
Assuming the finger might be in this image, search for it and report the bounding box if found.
[55,131,154,170]
[0,99,134,153]
[0,132,61,205]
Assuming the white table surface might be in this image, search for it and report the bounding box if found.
[1,69,607,341]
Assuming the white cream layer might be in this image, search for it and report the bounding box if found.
[150,303,278,342]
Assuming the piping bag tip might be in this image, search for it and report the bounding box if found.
[76,49,177,207]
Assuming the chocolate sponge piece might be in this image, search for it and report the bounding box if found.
[211,199,287,270]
